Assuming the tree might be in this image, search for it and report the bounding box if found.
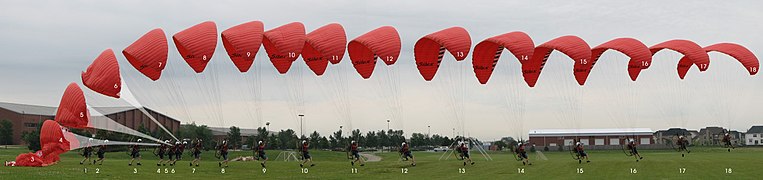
[277,129,297,149]
[318,137,330,149]
[267,134,279,150]
[378,130,389,150]
[309,131,321,149]
[365,131,378,148]
[227,126,242,149]
[410,133,427,148]
[0,120,14,145]
[21,122,42,151]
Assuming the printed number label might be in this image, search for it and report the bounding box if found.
[351,168,358,174]
[401,168,408,174]
[458,168,466,174]
[576,168,584,174]
[751,67,757,73]
[133,168,138,174]
[521,55,529,61]
[192,168,196,174]
[581,59,588,65]
[517,168,525,174]
[221,168,225,174]
[642,61,650,67]
[679,168,686,174]
[84,168,87,174]
[456,52,464,57]
[630,168,638,174]
[157,169,161,173]
[725,168,732,174]
[288,52,296,58]
[301,168,309,174]
[700,64,707,69]
[332,55,339,61]
[95,168,100,174]
[386,56,394,62]
[262,168,267,174]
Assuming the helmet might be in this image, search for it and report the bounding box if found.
[137,139,142,142]
[183,141,188,145]
[104,140,109,143]
[351,140,356,144]
[258,141,263,145]
[517,142,522,146]
[725,133,729,136]
[88,138,93,142]
[402,142,406,146]
[679,135,684,139]
[176,141,181,145]
[576,142,582,146]
[629,139,634,143]
[165,140,170,143]
[222,140,227,144]
[302,140,307,144]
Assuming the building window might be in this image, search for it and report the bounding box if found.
[754,134,758,137]
[24,123,38,128]
[595,139,604,145]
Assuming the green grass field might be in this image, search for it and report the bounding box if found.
[1,146,761,179]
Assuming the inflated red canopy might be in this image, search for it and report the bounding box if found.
[222,21,264,73]
[55,83,90,129]
[650,39,710,75]
[40,120,70,161]
[414,27,472,81]
[302,23,347,76]
[471,32,534,85]
[589,38,652,81]
[262,22,306,74]
[523,35,592,87]
[347,26,401,79]
[81,49,121,98]
[676,43,759,79]
[123,28,168,81]
[173,21,218,73]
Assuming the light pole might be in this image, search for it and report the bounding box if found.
[299,114,305,138]
[452,128,456,138]
[387,119,390,131]
[428,125,431,137]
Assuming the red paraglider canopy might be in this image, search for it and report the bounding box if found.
[523,35,592,87]
[222,21,264,73]
[123,28,168,81]
[262,22,306,74]
[55,83,90,129]
[82,49,121,98]
[347,26,401,79]
[649,39,710,76]
[589,38,652,81]
[676,43,759,79]
[302,23,347,76]
[39,120,71,164]
[471,31,534,85]
[173,21,218,73]
[13,151,46,167]
[414,27,472,81]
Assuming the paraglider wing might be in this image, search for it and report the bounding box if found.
[347,26,401,79]
[39,120,71,156]
[262,22,306,74]
[589,38,652,81]
[173,21,218,73]
[122,28,168,81]
[523,35,592,87]
[649,39,710,75]
[676,43,759,79]
[222,21,264,73]
[302,23,347,76]
[55,83,90,129]
[13,151,46,167]
[471,32,534,85]
[81,49,121,98]
[414,27,472,81]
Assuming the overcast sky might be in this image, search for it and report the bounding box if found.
[1,0,762,140]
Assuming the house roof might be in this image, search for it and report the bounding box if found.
[529,128,653,137]
[748,126,763,134]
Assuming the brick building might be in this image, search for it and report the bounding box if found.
[528,128,654,150]
[0,102,180,145]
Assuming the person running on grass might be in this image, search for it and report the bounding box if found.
[218,140,229,168]
[722,133,735,152]
[627,139,644,161]
[677,136,691,157]
[516,142,531,165]
[172,141,186,166]
[300,140,315,168]
[575,142,590,164]
[129,139,142,166]
[157,140,169,166]
[459,142,474,166]
[167,141,177,166]
[255,141,268,168]
[190,139,202,167]
[400,142,416,167]
[94,140,108,165]
[350,141,365,167]
[80,138,94,165]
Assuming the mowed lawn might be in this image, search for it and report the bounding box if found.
[1,146,761,179]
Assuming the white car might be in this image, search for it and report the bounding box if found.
[433,146,449,152]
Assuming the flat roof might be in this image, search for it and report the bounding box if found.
[529,128,653,137]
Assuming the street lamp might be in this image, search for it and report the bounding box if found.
[299,114,305,137]
[428,125,431,137]
[387,119,390,131]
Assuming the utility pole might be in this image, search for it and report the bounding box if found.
[299,114,305,137]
